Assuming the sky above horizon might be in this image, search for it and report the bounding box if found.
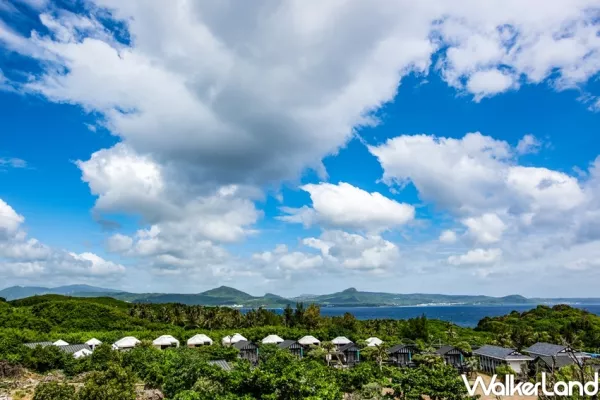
[1,0,600,297]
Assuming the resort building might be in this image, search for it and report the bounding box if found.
[524,342,588,361]
[387,344,418,367]
[233,340,259,364]
[473,345,533,374]
[338,342,360,366]
[23,342,53,349]
[435,345,468,367]
[365,337,383,347]
[58,344,93,358]
[223,333,247,346]
[112,336,141,351]
[187,334,213,347]
[298,335,320,346]
[278,340,305,358]
[262,334,284,344]
[85,338,102,350]
[331,336,352,348]
[153,335,180,349]
[208,360,233,371]
[532,355,577,374]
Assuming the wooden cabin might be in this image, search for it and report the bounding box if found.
[233,340,259,364]
[338,342,360,366]
[278,340,305,358]
[435,345,468,367]
[387,344,418,367]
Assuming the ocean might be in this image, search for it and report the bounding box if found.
[306,304,600,327]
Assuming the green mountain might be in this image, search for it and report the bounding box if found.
[3,284,599,307]
[0,285,119,301]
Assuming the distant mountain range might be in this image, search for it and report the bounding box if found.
[2,285,600,307]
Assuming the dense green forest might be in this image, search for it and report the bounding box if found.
[1,295,600,399]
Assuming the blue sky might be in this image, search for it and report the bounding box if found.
[1,0,600,297]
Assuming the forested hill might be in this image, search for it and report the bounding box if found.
[2,284,589,306]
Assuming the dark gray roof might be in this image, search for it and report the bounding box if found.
[58,344,92,354]
[279,340,302,349]
[473,345,532,360]
[435,345,462,356]
[208,360,232,371]
[536,355,576,370]
[338,343,359,352]
[233,340,257,350]
[23,342,53,349]
[387,344,416,355]
[524,342,569,357]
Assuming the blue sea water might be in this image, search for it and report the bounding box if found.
[280,304,600,328]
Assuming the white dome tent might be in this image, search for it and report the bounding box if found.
[73,348,93,359]
[187,334,213,347]
[153,335,180,349]
[85,338,102,350]
[298,335,320,346]
[53,339,69,346]
[332,336,352,346]
[112,336,141,351]
[365,337,384,347]
[262,335,284,344]
[223,333,247,346]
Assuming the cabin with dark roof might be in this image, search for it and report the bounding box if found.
[473,345,533,374]
[208,359,233,371]
[531,355,576,375]
[23,342,53,349]
[338,342,360,366]
[387,344,418,367]
[278,340,305,358]
[233,340,259,364]
[435,345,468,367]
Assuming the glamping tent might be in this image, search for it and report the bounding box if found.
[53,339,69,346]
[332,336,352,346]
[73,348,93,359]
[187,334,213,348]
[223,333,247,346]
[262,334,285,344]
[112,336,141,350]
[298,335,320,346]
[85,338,102,350]
[153,335,180,349]
[365,337,383,347]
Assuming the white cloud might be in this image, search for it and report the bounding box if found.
[0,197,125,283]
[516,134,541,155]
[439,230,458,244]
[0,157,27,169]
[0,199,24,237]
[304,230,400,272]
[462,213,506,244]
[106,233,133,253]
[466,69,516,100]
[280,182,415,232]
[448,248,502,266]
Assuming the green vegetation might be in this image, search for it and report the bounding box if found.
[2,295,600,399]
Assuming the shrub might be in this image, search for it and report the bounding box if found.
[33,381,76,400]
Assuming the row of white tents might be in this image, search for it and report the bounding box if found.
[35,335,385,357]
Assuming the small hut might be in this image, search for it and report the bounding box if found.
[387,344,418,367]
[85,338,102,350]
[298,335,320,346]
[153,335,180,350]
[279,340,305,358]
[435,345,468,367]
[187,334,213,348]
[233,340,259,364]
[262,335,284,345]
[338,342,361,366]
[112,336,141,351]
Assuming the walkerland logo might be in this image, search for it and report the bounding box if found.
[462,373,600,397]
